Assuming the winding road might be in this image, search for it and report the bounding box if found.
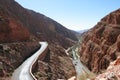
[11,42,48,80]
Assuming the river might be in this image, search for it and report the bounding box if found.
[66,43,95,80]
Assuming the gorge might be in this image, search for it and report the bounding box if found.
[0,0,120,80]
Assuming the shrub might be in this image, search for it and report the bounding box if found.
[78,72,96,80]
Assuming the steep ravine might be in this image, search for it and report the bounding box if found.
[79,9,120,79]
[66,42,95,80]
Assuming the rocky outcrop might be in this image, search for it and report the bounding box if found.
[95,56,120,80]
[48,44,76,79]
[79,9,120,73]
[102,9,120,25]
[34,44,76,80]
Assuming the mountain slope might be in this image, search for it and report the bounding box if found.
[0,0,77,79]
[79,9,120,74]
[0,0,78,47]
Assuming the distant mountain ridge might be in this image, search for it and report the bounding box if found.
[77,29,88,33]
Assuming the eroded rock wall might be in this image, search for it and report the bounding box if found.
[80,9,120,73]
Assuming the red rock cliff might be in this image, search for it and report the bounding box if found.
[79,9,120,73]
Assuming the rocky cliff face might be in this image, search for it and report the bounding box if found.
[95,56,120,80]
[79,9,120,74]
[0,0,77,79]
[34,44,75,80]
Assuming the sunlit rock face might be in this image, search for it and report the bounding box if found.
[95,56,120,80]
[79,9,120,73]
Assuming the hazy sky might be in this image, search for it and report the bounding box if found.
[15,0,120,30]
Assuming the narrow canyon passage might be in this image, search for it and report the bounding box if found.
[66,42,95,80]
